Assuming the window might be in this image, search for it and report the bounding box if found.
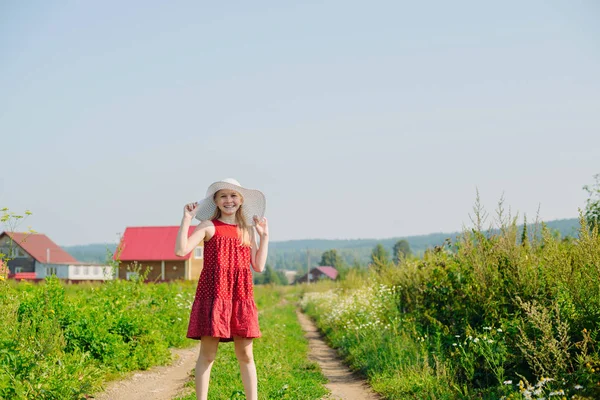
[94,267,100,275]
[74,267,80,275]
[0,244,25,258]
[46,267,57,276]
[15,267,23,273]
[194,247,203,259]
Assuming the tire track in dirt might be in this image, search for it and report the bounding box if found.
[296,310,380,400]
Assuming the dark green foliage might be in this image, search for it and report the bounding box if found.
[520,215,528,247]
[370,243,390,265]
[393,239,412,262]
[319,249,344,269]
[261,264,283,285]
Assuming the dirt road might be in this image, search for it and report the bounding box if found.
[296,310,380,400]
[93,345,199,400]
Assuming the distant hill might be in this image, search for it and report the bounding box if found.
[63,218,581,269]
[62,243,118,264]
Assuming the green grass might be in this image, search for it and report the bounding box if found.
[176,285,328,400]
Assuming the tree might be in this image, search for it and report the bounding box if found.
[319,249,343,268]
[253,271,265,285]
[370,243,389,265]
[393,239,412,262]
[262,264,282,285]
[276,270,288,285]
[319,249,348,279]
[520,215,529,247]
[583,174,600,231]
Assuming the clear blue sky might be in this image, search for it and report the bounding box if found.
[1,1,599,246]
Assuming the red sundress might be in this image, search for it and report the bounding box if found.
[186,219,261,342]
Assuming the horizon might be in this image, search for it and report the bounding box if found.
[57,215,580,248]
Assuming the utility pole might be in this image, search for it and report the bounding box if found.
[307,248,310,284]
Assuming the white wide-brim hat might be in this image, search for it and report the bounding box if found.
[195,178,266,226]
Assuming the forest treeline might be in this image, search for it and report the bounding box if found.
[64,218,580,272]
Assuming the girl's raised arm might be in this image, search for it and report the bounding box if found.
[175,203,212,256]
[250,216,269,272]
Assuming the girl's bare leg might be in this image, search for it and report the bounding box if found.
[195,336,220,400]
[234,337,257,400]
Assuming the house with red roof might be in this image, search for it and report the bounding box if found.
[115,226,203,281]
[0,231,114,281]
[295,266,338,284]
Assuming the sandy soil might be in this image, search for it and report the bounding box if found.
[92,344,200,400]
[296,310,381,400]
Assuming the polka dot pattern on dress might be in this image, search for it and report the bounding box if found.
[186,219,261,342]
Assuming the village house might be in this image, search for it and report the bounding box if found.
[295,266,338,284]
[283,270,298,285]
[115,226,203,281]
[0,231,114,281]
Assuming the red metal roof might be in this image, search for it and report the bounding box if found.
[314,266,339,280]
[1,232,79,264]
[116,226,198,261]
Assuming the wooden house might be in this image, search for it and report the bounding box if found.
[295,266,338,284]
[0,231,114,281]
[115,226,203,281]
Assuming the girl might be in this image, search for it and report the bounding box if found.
[175,178,269,400]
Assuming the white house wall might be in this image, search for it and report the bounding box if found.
[69,264,115,280]
[34,263,115,280]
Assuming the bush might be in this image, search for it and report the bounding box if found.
[302,210,600,399]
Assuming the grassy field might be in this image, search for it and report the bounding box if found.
[301,215,600,399]
[0,277,197,399]
[0,277,328,399]
[176,286,328,400]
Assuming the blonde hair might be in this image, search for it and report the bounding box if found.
[210,191,252,247]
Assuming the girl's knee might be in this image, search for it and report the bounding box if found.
[198,337,219,364]
[234,338,254,364]
[198,351,217,364]
[235,349,254,364]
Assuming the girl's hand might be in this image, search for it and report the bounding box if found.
[253,216,269,238]
[183,203,199,220]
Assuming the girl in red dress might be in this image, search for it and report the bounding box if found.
[175,178,268,400]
